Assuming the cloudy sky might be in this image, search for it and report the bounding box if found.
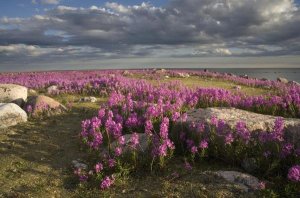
[0,0,300,71]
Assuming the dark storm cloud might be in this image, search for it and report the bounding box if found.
[0,0,300,66]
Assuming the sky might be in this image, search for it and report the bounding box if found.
[0,0,300,71]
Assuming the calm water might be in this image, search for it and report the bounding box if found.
[187,68,300,83]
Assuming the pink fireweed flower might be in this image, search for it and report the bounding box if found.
[199,139,208,149]
[271,117,285,142]
[224,133,234,145]
[172,112,180,122]
[281,143,294,158]
[114,147,123,156]
[145,120,153,136]
[130,133,139,149]
[26,105,33,113]
[160,117,169,140]
[108,158,116,168]
[118,136,126,145]
[196,122,205,133]
[287,165,300,182]
[100,175,115,189]
[210,115,218,126]
[158,143,168,157]
[191,146,198,154]
[258,181,266,190]
[236,121,251,144]
[95,163,103,173]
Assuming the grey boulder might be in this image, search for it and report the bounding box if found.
[0,84,27,106]
[0,103,27,129]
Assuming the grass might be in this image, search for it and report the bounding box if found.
[131,75,274,96]
[0,79,291,197]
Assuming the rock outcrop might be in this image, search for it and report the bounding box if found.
[214,171,262,192]
[186,107,300,145]
[0,103,27,129]
[0,84,27,106]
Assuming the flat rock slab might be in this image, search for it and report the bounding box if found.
[186,107,300,145]
[0,84,27,106]
[213,171,261,192]
[0,103,27,129]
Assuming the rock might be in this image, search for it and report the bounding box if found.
[28,89,37,95]
[79,96,97,103]
[47,85,59,95]
[215,171,261,192]
[177,73,190,78]
[241,158,258,173]
[0,84,28,106]
[233,85,241,90]
[165,75,170,79]
[25,95,67,115]
[186,107,300,146]
[110,133,149,153]
[277,77,289,84]
[0,103,27,129]
[288,81,300,86]
[72,159,87,170]
[123,70,132,76]
[240,75,249,79]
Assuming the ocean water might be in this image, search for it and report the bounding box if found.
[187,68,300,83]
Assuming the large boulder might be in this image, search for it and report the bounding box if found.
[25,95,67,116]
[0,84,27,106]
[186,107,300,145]
[277,77,289,84]
[0,103,27,129]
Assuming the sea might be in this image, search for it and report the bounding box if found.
[184,68,300,83]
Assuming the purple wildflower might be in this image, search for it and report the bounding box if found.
[100,175,115,189]
[199,139,208,149]
[287,165,300,182]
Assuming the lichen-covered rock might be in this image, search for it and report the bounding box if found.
[186,107,300,146]
[0,84,27,106]
[214,171,261,192]
[0,103,27,129]
[25,95,66,116]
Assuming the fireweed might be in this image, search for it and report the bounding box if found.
[2,70,299,190]
[79,89,299,190]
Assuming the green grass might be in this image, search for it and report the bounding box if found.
[131,75,275,96]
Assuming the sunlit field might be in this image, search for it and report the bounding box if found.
[0,69,299,197]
